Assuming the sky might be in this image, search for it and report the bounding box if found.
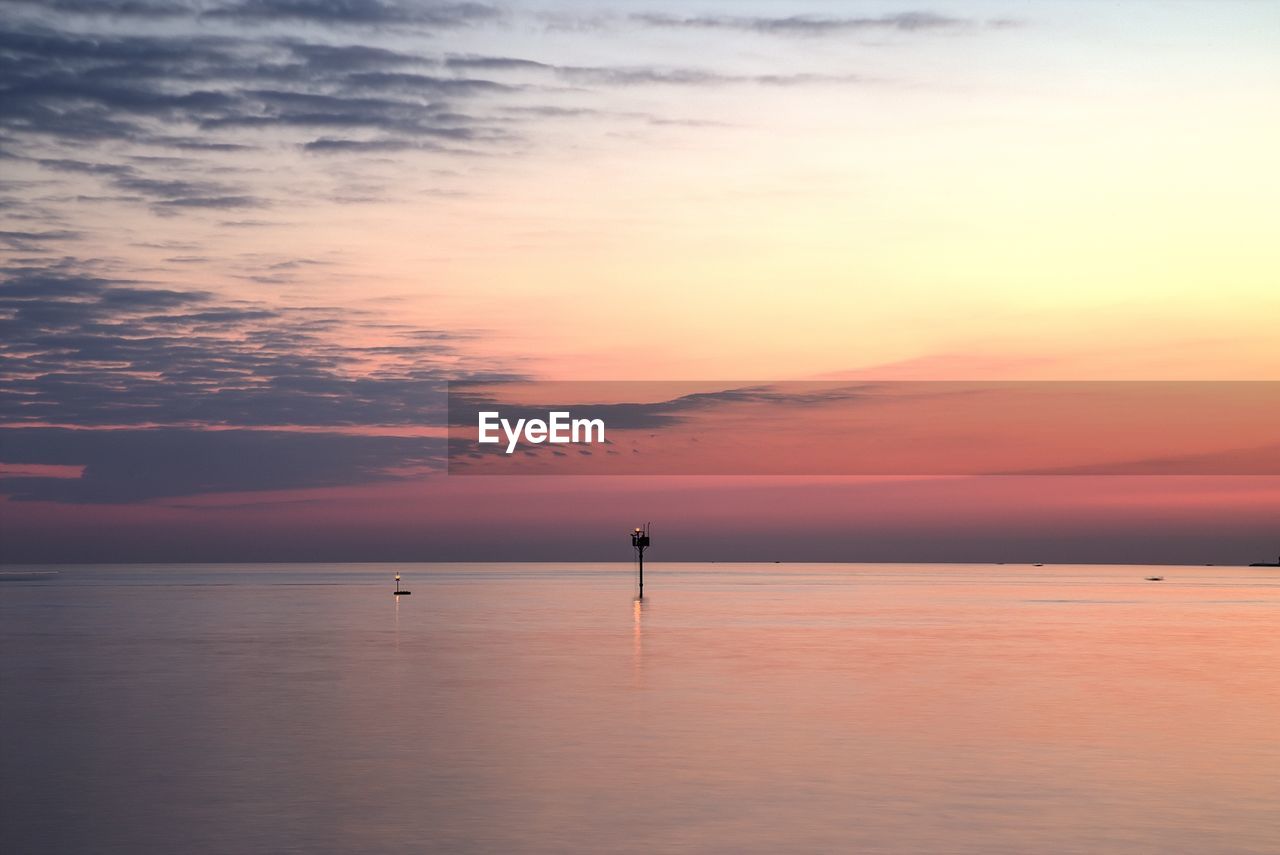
[2,0,1278,564]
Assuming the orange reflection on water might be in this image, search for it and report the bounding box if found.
[632,596,645,684]
[13,562,1275,853]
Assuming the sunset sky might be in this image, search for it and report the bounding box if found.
[2,0,1278,564]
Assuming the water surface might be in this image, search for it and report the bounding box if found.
[3,563,1278,853]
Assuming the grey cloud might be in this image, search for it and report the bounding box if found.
[340,72,514,95]
[30,157,263,212]
[157,139,256,151]
[0,15,872,168]
[446,382,893,440]
[0,26,511,145]
[0,1,903,233]
[4,0,501,27]
[303,137,435,152]
[440,53,870,90]
[284,42,427,70]
[0,228,83,248]
[0,260,504,429]
[0,426,442,503]
[0,26,517,213]
[203,0,500,27]
[445,55,552,71]
[152,194,264,209]
[557,66,726,87]
[632,12,977,35]
[0,0,192,18]
[557,66,865,88]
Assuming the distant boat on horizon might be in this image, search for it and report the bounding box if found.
[1249,554,1280,567]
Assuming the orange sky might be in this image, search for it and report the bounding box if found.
[2,1,1278,562]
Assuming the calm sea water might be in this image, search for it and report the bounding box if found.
[2,562,1278,854]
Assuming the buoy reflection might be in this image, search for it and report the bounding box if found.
[632,596,645,683]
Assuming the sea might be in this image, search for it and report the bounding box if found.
[2,562,1278,854]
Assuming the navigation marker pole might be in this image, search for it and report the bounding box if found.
[631,524,651,599]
